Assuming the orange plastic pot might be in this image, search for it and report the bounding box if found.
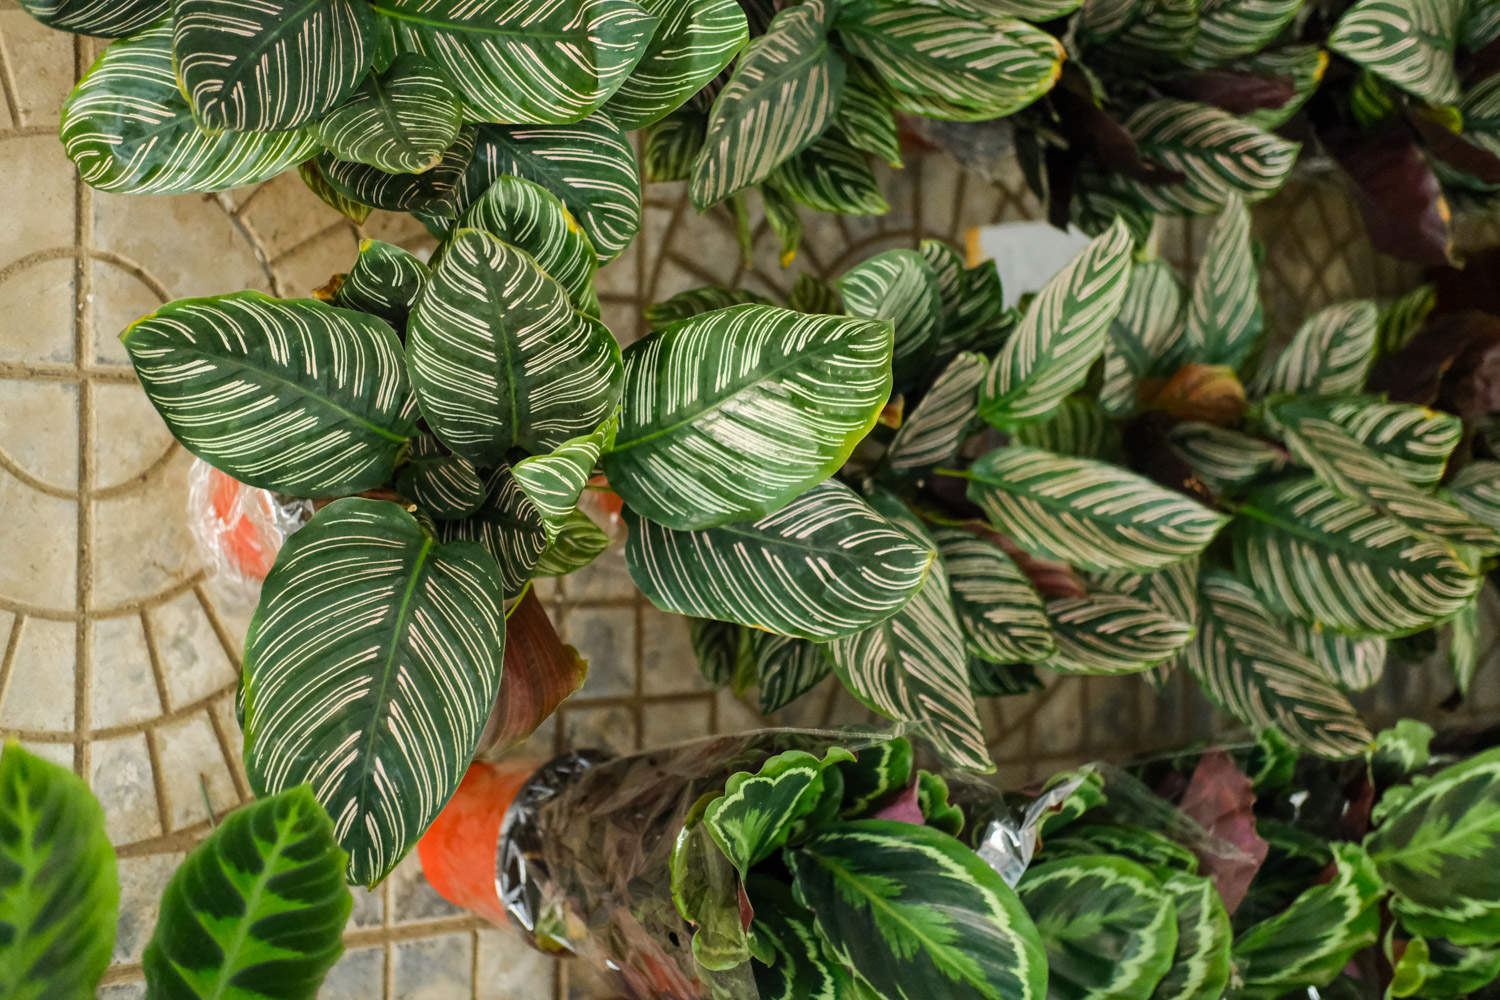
[418,759,541,926]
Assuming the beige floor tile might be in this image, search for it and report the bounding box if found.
[0,134,76,265]
[91,381,175,491]
[0,614,74,730]
[89,614,161,729]
[0,252,74,364]
[153,711,237,830]
[0,9,77,127]
[0,472,76,610]
[89,732,161,842]
[148,588,238,709]
[0,379,77,486]
[90,449,197,610]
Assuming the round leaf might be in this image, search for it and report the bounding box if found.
[311,53,464,174]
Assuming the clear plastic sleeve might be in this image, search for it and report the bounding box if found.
[186,458,310,607]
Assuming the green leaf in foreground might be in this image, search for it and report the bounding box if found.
[704,748,853,875]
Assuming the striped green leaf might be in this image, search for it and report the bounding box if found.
[1286,619,1387,692]
[1185,571,1372,757]
[930,252,1010,360]
[935,528,1055,664]
[318,127,475,213]
[241,499,507,885]
[1151,873,1233,1000]
[1231,844,1383,999]
[512,414,617,525]
[980,220,1135,429]
[836,737,913,817]
[532,508,610,577]
[1264,400,1500,551]
[1186,198,1262,371]
[396,436,486,520]
[17,0,165,36]
[690,0,845,208]
[705,748,852,876]
[747,875,852,1000]
[407,229,622,466]
[1249,301,1378,397]
[830,505,989,772]
[172,0,374,131]
[1100,258,1188,416]
[1462,0,1500,50]
[1090,560,1199,685]
[690,617,750,687]
[1241,46,1330,130]
[751,632,834,713]
[1188,0,1304,65]
[885,353,986,471]
[790,820,1048,1000]
[958,0,1084,15]
[330,238,428,330]
[971,659,1045,696]
[1011,397,1121,460]
[917,770,965,836]
[440,465,548,596]
[1078,0,1198,60]
[1390,935,1500,1000]
[1018,856,1178,1000]
[840,249,941,386]
[1329,0,1462,105]
[624,480,933,640]
[604,0,748,129]
[1372,719,1434,779]
[1041,825,1200,874]
[671,821,749,971]
[1232,476,1482,636]
[604,304,892,530]
[61,24,319,195]
[373,0,657,124]
[1110,101,1300,215]
[643,286,766,328]
[1376,284,1437,357]
[789,272,844,316]
[122,291,415,497]
[765,129,889,215]
[1042,592,1194,675]
[143,787,351,999]
[837,72,901,166]
[964,445,1230,573]
[311,53,461,174]
[1366,745,1500,945]
[643,105,705,182]
[1449,461,1500,531]
[761,182,805,266]
[298,159,374,225]
[451,117,640,263]
[835,0,1064,121]
[1310,397,1462,488]
[1167,423,1285,495]
[0,744,118,1000]
[1450,590,1483,695]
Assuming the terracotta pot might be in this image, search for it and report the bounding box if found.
[418,759,541,926]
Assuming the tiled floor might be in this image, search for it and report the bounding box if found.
[4,4,1500,998]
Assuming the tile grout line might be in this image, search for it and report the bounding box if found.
[0,614,23,727]
[71,33,95,781]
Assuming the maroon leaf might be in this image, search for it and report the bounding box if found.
[1177,749,1269,914]
[1368,310,1500,419]
[474,588,589,758]
[1409,110,1500,184]
[1052,72,1186,185]
[969,523,1089,599]
[1325,124,1456,267]
[1161,71,1297,115]
[872,782,926,825]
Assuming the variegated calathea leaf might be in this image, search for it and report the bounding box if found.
[318,127,476,213]
[456,174,600,317]
[1082,0,1199,60]
[1249,301,1379,397]
[1230,844,1384,999]
[17,0,165,36]
[1151,872,1232,1000]
[172,0,375,131]
[690,617,750,687]
[980,219,1135,429]
[761,182,806,266]
[789,820,1048,1000]
[829,496,989,771]
[328,238,429,330]
[929,252,1010,360]
[1310,397,1462,488]
[643,286,768,328]
[604,0,749,129]
[934,527,1055,665]
[971,659,1045,697]
[690,0,845,208]
[750,631,834,714]
[311,53,462,175]
[1263,400,1500,552]
[241,499,508,885]
[643,105,706,182]
[1185,197,1262,371]
[1285,619,1387,692]
[765,128,889,216]
[1167,423,1286,495]
[532,508,610,577]
[837,71,901,167]
[440,464,549,596]
[373,0,657,124]
[915,770,964,836]
[956,0,1083,16]
[450,117,641,262]
[789,272,844,316]
[671,822,749,971]
[396,435,486,520]
[1389,934,1500,1000]
[624,480,933,640]
[1185,572,1373,758]
[837,736,914,817]
[61,24,320,194]
[1450,461,1500,531]
[1099,257,1188,417]
[1449,589,1484,696]
[299,158,374,224]
[839,249,941,385]
[1240,45,1330,130]
[407,229,623,466]
[0,743,118,1000]
[747,874,856,1000]
[834,0,1064,121]
[1018,856,1178,1000]
[1365,745,1500,945]
[885,352,986,471]
[1232,476,1482,637]
[1462,0,1500,49]
[1090,559,1199,685]
[1040,825,1200,875]
[604,304,892,530]
[1107,100,1300,214]
[964,445,1230,573]
[512,413,617,526]
[144,786,351,999]
[1376,283,1437,357]
[1186,0,1304,65]
[704,748,851,875]
[1329,0,1463,105]
[1010,397,1121,460]
[122,291,415,497]
[1042,592,1195,675]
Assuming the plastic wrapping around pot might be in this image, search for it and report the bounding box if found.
[186,458,310,606]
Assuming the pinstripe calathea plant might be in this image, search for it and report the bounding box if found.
[666,198,1499,769]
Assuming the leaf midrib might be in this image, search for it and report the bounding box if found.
[1235,489,1434,571]
[200,809,303,999]
[187,0,332,110]
[366,66,426,163]
[372,1,592,42]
